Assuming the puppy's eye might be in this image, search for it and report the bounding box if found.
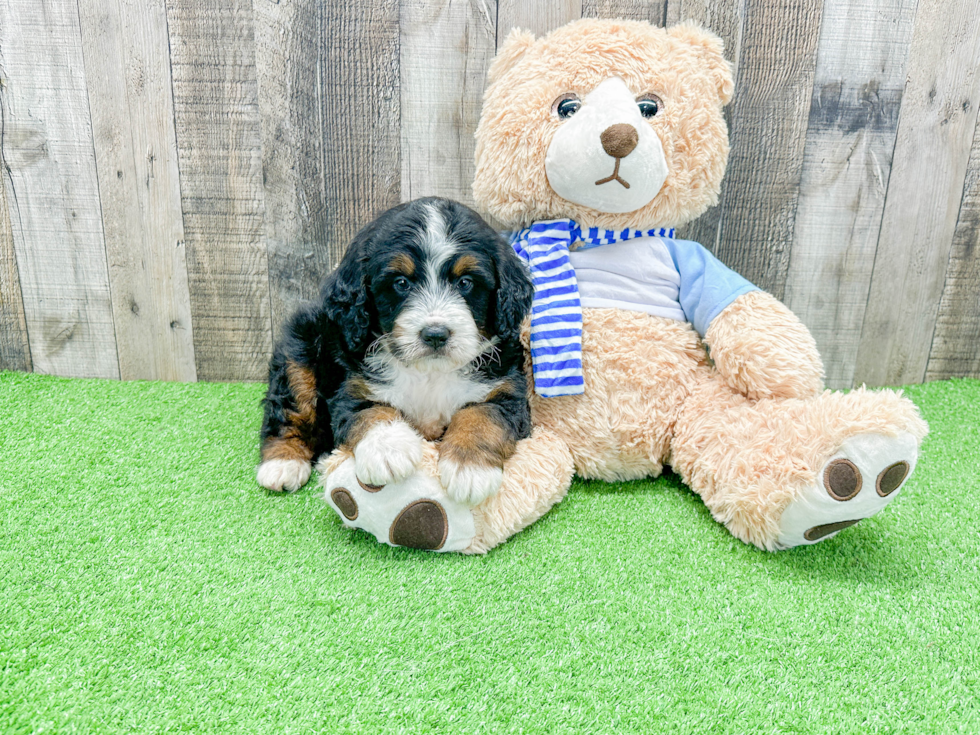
[393,276,411,294]
[552,93,581,120]
[456,276,474,295]
[637,94,663,119]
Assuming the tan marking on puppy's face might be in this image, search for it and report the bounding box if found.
[451,254,479,277]
[389,253,415,276]
[342,405,401,450]
[440,405,516,469]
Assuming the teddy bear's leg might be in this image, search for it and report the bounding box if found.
[670,371,928,550]
[318,428,573,554]
[319,442,477,552]
[464,428,575,554]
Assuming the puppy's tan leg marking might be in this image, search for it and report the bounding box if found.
[439,404,516,506]
[485,377,523,402]
[341,405,402,451]
[258,362,317,491]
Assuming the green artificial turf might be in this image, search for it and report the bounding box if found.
[1,371,978,734]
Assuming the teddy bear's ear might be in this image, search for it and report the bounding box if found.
[487,27,536,86]
[668,23,735,106]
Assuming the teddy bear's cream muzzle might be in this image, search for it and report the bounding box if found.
[545,77,668,214]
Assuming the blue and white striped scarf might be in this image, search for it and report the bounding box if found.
[511,220,675,397]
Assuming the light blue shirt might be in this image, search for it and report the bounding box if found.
[569,235,757,336]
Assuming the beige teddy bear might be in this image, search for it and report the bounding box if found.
[321,18,927,553]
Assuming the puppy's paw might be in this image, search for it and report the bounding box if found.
[438,457,503,507]
[257,458,312,492]
[354,421,423,487]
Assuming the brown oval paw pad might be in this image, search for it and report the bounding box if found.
[824,459,862,501]
[389,500,448,550]
[877,461,910,497]
[331,488,358,520]
[804,519,861,541]
[357,478,384,493]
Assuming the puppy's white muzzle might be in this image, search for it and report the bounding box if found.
[393,284,482,370]
[545,77,668,214]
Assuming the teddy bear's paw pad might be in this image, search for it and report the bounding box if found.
[321,455,476,552]
[776,431,919,549]
[330,488,359,520]
[802,518,861,542]
[389,500,449,550]
[357,478,384,493]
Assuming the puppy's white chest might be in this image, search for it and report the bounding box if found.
[366,367,497,440]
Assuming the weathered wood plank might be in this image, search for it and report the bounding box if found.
[0,0,119,378]
[497,0,581,43]
[705,0,823,296]
[854,0,980,387]
[582,0,666,25]
[400,0,496,208]
[77,0,197,382]
[926,105,980,380]
[254,0,330,340]
[0,158,31,372]
[165,0,272,381]
[782,0,917,389]
[666,0,745,250]
[318,1,401,264]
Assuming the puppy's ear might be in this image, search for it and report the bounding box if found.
[492,238,534,342]
[321,242,373,354]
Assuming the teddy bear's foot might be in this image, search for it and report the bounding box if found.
[318,428,575,554]
[320,448,477,552]
[775,431,919,549]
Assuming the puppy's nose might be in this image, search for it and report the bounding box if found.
[420,325,451,349]
[600,123,638,158]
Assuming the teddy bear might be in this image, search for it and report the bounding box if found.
[320,18,927,553]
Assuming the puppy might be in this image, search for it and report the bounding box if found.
[257,197,534,506]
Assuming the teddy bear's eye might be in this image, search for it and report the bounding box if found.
[637,95,663,119]
[552,93,581,120]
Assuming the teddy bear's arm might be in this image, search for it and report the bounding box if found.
[666,238,824,401]
[704,290,824,401]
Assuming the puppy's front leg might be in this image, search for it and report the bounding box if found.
[439,402,520,507]
[347,408,424,487]
[331,380,423,488]
[258,360,319,492]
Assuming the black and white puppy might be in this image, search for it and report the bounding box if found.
[257,197,534,506]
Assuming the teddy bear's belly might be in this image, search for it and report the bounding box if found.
[527,307,707,482]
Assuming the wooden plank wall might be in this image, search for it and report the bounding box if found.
[1,0,978,388]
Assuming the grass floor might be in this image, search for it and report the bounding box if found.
[1,371,978,734]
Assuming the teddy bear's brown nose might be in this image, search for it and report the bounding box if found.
[600,123,639,158]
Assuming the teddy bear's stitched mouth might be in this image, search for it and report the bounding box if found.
[595,158,631,189]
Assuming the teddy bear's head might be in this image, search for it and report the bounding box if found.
[473,19,734,230]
